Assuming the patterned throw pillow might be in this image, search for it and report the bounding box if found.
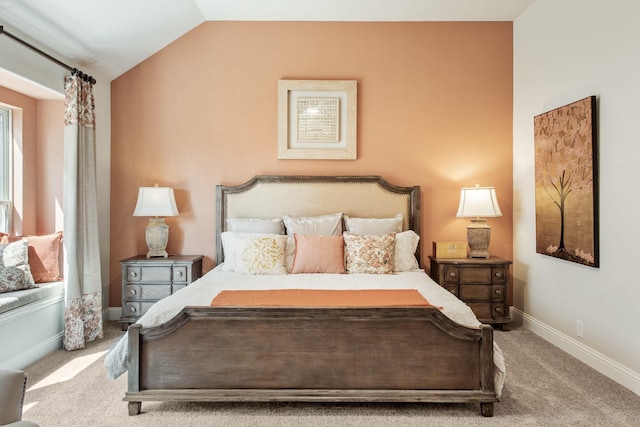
[0,240,37,292]
[228,233,288,275]
[343,232,396,274]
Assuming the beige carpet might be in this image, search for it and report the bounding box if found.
[21,322,640,426]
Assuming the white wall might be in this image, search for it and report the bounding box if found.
[513,0,640,394]
[0,38,111,311]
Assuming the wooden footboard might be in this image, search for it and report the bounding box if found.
[125,306,497,417]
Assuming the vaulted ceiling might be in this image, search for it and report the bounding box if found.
[1,0,535,85]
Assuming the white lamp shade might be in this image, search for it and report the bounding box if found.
[456,186,502,218]
[133,187,179,217]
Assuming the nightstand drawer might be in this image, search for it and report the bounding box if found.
[444,284,459,297]
[493,304,507,318]
[492,285,506,301]
[467,303,507,323]
[124,284,171,301]
[124,301,157,318]
[491,267,507,283]
[443,266,459,283]
[460,284,491,301]
[459,267,492,284]
[125,265,172,283]
[467,302,492,320]
[172,284,187,293]
[172,266,188,282]
[125,266,142,282]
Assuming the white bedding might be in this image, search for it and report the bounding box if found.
[104,266,506,397]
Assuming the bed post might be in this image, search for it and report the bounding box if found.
[480,324,495,417]
[126,324,142,415]
[480,325,495,390]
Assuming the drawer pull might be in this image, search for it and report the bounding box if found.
[449,272,457,278]
[494,289,502,295]
[449,289,456,294]
[176,271,184,277]
[494,307,503,313]
[129,289,137,296]
[129,271,137,278]
[130,306,137,313]
[495,272,503,278]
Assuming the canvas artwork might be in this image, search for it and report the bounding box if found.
[534,96,599,267]
[296,97,340,143]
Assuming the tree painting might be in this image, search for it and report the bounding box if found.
[534,96,598,267]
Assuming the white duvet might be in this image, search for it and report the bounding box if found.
[104,266,505,397]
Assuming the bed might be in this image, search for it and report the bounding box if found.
[105,175,505,417]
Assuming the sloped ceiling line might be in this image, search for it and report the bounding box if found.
[0,0,536,88]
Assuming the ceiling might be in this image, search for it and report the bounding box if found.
[0,0,535,94]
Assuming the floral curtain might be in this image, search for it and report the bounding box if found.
[62,74,103,350]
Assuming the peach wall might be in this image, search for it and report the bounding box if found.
[0,86,36,234]
[110,21,513,307]
[35,100,65,234]
[0,87,64,236]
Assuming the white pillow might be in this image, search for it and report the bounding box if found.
[220,232,288,274]
[285,236,296,272]
[227,218,284,234]
[394,230,420,272]
[344,213,403,235]
[283,212,343,236]
[220,231,240,270]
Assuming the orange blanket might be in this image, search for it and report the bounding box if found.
[210,289,432,307]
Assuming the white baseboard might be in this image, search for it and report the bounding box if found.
[105,307,121,322]
[511,307,640,397]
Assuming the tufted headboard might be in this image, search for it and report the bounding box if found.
[215,175,421,265]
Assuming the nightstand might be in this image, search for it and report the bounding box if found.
[428,256,512,330]
[119,255,203,329]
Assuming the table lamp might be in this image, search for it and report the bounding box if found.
[133,185,179,258]
[456,184,502,258]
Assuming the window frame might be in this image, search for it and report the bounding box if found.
[0,106,12,234]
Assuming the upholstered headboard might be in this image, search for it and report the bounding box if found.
[215,175,421,264]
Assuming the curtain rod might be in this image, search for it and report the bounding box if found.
[0,25,96,84]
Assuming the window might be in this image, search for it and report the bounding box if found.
[0,106,11,233]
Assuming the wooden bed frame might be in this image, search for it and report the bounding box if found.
[124,176,498,417]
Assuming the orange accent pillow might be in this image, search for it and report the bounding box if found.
[1,232,63,283]
[290,234,345,274]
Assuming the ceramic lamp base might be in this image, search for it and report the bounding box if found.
[145,217,169,258]
[467,219,491,258]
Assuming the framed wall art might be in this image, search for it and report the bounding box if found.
[278,80,357,160]
[534,95,599,267]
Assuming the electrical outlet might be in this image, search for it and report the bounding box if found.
[576,320,584,338]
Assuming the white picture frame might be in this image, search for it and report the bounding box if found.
[278,80,357,160]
